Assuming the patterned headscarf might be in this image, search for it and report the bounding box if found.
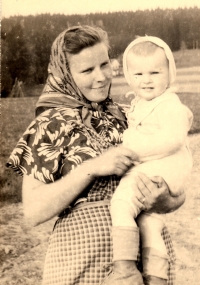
[123,36,176,87]
[36,27,126,128]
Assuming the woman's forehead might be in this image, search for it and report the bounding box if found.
[68,43,109,68]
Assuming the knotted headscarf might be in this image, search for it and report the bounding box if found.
[123,36,176,87]
[36,27,126,129]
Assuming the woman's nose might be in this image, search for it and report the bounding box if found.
[94,68,106,81]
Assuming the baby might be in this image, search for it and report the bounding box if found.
[103,37,193,285]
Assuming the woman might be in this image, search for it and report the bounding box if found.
[7,25,185,285]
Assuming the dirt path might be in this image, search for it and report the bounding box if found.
[1,134,200,285]
[166,133,200,284]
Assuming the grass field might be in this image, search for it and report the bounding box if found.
[1,61,200,284]
[173,49,200,69]
[1,75,200,203]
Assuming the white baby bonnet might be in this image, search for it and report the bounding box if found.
[123,36,176,87]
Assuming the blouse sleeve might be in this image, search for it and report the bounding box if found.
[6,108,98,183]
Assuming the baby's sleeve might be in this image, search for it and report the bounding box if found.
[123,97,193,162]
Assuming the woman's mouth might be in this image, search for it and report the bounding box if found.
[92,85,107,89]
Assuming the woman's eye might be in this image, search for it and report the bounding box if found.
[135,73,142,76]
[152,72,159,74]
[101,62,109,67]
[82,68,93,73]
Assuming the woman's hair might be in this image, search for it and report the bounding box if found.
[129,41,161,56]
[63,25,110,54]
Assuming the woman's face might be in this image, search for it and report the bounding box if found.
[68,43,112,103]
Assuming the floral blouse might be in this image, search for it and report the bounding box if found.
[7,106,126,202]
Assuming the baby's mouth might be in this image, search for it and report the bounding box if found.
[142,88,154,92]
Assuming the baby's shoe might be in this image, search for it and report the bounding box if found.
[101,226,144,285]
[102,260,144,285]
[143,276,167,285]
[142,247,168,285]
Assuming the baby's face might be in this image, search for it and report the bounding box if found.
[127,47,169,101]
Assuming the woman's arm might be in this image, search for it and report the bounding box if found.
[23,146,137,226]
[134,173,185,214]
[23,162,95,227]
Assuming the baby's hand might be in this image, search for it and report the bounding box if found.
[88,146,138,177]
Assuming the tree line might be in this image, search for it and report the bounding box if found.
[1,7,200,97]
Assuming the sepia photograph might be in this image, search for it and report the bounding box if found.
[1,0,200,284]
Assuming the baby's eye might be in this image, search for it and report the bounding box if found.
[151,71,159,74]
[134,73,142,76]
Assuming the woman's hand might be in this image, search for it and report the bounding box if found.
[22,146,137,226]
[88,145,138,177]
[134,173,186,214]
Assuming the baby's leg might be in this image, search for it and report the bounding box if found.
[137,213,169,285]
[111,167,143,226]
[137,213,167,254]
[111,184,141,227]
[102,174,144,285]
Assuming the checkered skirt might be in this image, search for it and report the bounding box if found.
[42,201,176,285]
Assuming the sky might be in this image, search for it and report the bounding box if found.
[2,0,200,18]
